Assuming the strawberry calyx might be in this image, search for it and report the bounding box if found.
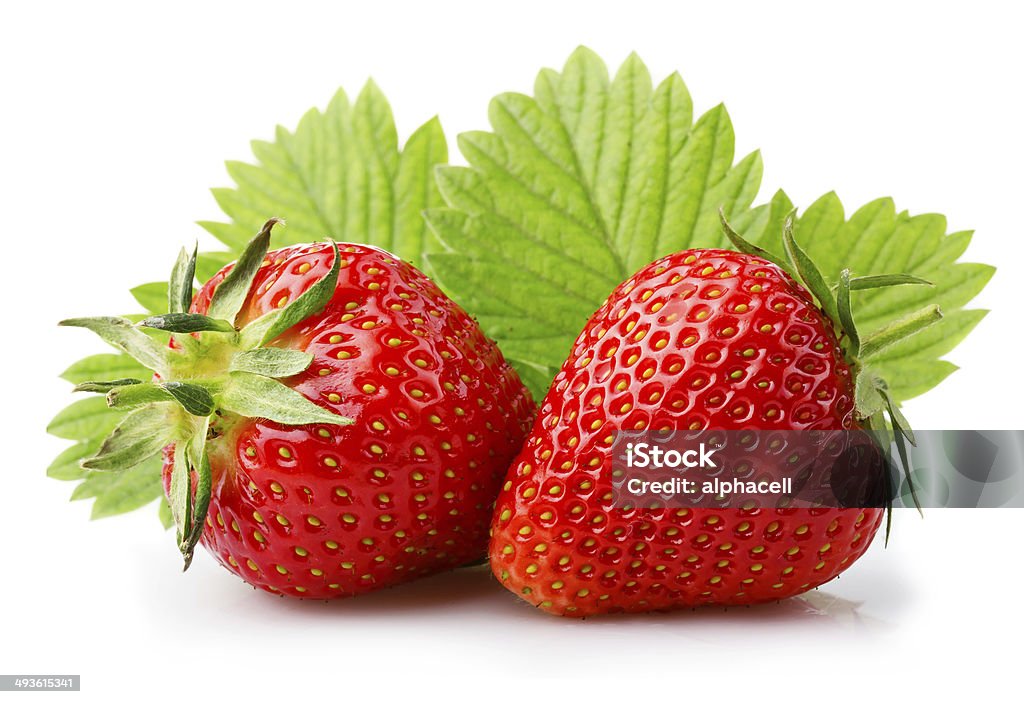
[720,210,938,522]
[60,220,352,568]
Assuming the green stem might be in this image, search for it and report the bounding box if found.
[859,305,943,359]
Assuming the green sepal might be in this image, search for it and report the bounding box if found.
[81,405,178,472]
[836,269,860,356]
[161,382,216,416]
[879,388,923,516]
[168,244,198,315]
[726,206,941,528]
[719,208,793,276]
[854,368,886,419]
[219,371,352,426]
[206,218,280,324]
[73,379,143,393]
[859,305,943,359]
[58,224,350,545]
[836,274,933,292]
[181,442,212,570]
[883,390,915,446]
[106,382,175,409]
[781,214,840,324]
[138,313,236,334]
[168,443,191,556]
[59,317,169,376]
[240,240,341,347]
[862,409,895,545]
[229,348,314,378]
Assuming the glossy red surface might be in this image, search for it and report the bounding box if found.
[489,249,883,616]
[164,243,535,598]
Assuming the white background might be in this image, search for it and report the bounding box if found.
[3,1,1022,701]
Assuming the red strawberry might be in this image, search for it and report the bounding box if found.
[63,221,534,598]
[488,220,936,616]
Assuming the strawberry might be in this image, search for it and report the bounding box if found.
[488,216,936,616]
[63,220,534,598]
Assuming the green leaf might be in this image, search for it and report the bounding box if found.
[138,313,236,334]
[131,282,171,315]
[47,397,122,441]
[229,347,314,377]
[74,455,165,519]
[52,79,447,526]
[194,251,235,285]
[61,354,151,385]
[872,359,959,401]
[158,497,174,530]
[47,441,100,481]
[59,317,169,376]
[219,371,353,426]
[426,49,766,398]
[787,195,993,401]
[198,83,447,269]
